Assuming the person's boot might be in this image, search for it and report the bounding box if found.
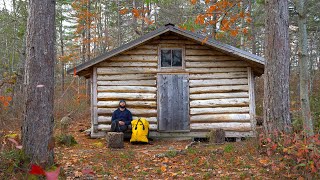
[111,121,116,132]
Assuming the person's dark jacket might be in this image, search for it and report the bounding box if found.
[111,108,132,126]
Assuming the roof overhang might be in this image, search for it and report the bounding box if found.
[67,24,265,76]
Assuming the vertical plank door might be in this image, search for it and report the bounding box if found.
[158,74,189,131]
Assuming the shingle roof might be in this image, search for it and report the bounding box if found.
[67,24,264,76]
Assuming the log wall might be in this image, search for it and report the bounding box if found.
[92,34,255,138]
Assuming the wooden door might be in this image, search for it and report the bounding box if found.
[158,74,189,132]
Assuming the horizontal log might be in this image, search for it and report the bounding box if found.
[98,92,156,100]
[97,86,156,93]
[97,108,157,116]
[97,101,157,108]
[97,74,156,81]
[110,55,157,62]
[189,79,248,87]
[186,49,225,56]
[135,45,158,50]
[122,49,157,55]
[97,62,157,67]
[97,67,157,74]
[97,116,157,124]
[190,114,251,123]
[185,45,210,50]
[190,122,252,132]
[190,85,249,94]
[190,107,250,115]
[190,92,249,100]
[186,55,237,61]
[186,67,247,74]
[97,80,156,86]
[98,124,157,131]
[186,61,248,68]
[189,72,247,80]
[190,98,250,108]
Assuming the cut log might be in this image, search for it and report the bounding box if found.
[186,49,225,56]
[190,92,249,100]
[97,108,157,116]
[190,85,249,94]
[186,55,238,61]
[97,80,156,86]
[186,67,247,74]
[186,61,248,68]
[97,92,156,100]
[97,100,157,108]
[97,62,157,67]
[97,67,157,74]
[190,114,251,122]
[110,55,157,62]
[190,98,250,108]
[208,129,225,144]
[97,74,156,81]
[135,45,158,50]
[190,122,252,131]
[97,86,156,93]
[189,72,248,80]
[189,79,248,87]
[106,132,124,148]
[98,116,158,124]
[190,107,250,115]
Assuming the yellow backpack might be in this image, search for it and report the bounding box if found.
[130,118,149,143]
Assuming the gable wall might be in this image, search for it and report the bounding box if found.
[93,34,255,137]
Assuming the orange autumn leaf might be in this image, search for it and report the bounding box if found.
[201,36,209,45]
[160,166,167,172]
[191,0,197,5]
[207,5,217,13]
[242,28,248,34]
[230,29,238,37]
[132,8,140,18]
[73,67,77,77]
[245,17,252,23]
[119,8,128,15]
[205,0,210,4]
[239,11,245,18]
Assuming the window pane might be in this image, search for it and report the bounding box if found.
[161,50,171,67]
[172,50,182,67]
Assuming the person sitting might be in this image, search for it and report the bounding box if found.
[110,100,132,132]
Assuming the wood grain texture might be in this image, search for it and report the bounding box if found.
[190,92,249,100]
[186,61,248,68]
[189,72,247,80]
[97,100,157,108]
[190,98,250,108]
[186,67,247,73]
[97,86,156,93]
[190,114,251,123]
[190,107,250,115]
[186,55,238,61]
[189,79,248,87]
[97,92,156,100]
[97,74,156,81]
[190,85,249,94]
[97,80,156,86]
[158,74,189,131]
[190,122,252,131]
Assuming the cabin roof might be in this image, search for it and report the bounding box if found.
[67,23,265,76]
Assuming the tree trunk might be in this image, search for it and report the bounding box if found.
[249,0,257,55]
[22,0,56,167]
[297,0,314,136]
[263,0,292,134]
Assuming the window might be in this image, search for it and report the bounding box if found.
[160,49,183,68]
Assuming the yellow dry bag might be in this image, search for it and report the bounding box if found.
[130,118,149,143]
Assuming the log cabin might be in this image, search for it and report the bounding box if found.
[67,23,264,139]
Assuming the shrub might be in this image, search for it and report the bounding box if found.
[259,131,319,178]
[56,134,77,146]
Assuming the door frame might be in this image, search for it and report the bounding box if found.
[157,73,190,132]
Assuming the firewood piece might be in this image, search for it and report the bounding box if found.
[208,129,225,144]
[106,132,124,148]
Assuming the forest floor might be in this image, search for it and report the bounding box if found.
[1,117,313,179]
[54,120,287,180]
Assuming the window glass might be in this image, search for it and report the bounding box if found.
[172,50,182,67]
[161,50,171,67]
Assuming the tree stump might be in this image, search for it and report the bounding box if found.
[208,129,225,144]
[106,132,124,148]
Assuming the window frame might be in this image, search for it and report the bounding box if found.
[158,47,185,69]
